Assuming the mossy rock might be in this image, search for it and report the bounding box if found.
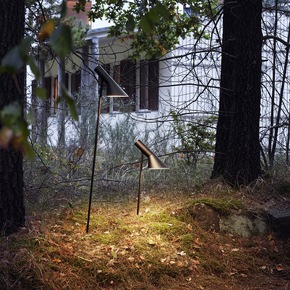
[190,197,244,215]
[179,198,268,237]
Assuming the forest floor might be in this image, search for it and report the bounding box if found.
[1,180,290,289]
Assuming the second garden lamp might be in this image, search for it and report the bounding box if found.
[134,139,168,215]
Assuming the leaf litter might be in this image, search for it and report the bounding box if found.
[1,193,290,289]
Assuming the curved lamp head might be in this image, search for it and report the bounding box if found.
[95,65,129,98]
[134,139,168,169]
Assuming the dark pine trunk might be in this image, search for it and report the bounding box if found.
[211,0,262,186]
[0,1,25,234]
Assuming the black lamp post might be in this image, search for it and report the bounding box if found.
[134,139,168,215]
[86,65,128,233]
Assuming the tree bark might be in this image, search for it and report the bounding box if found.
[211,0,262,186]
[0,1,25,233]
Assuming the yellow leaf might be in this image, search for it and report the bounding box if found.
[38,20,55,41]
[111,248,118,259]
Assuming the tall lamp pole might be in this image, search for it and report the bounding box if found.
[134,139,168,215]
[86,65,128,233]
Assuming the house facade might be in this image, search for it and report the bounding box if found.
[29,1,290,163]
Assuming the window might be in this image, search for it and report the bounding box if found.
[102,59,159,113]
[140,60,159,111]
[264,0,288,7]
[119,59,136,112]
[32,72,80,116]
[44,77,52,113]
[184,6,193,17]
[71,70,81,95]
[53,77,58,113]
[53,73,69,114]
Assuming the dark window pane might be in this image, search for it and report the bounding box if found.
[120,60,136,112]
[148,60,159,111]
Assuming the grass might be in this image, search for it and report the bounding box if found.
[1,190,290,289]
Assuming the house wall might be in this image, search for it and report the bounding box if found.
[27,3,290,159]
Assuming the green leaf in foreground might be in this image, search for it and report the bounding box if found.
[60,85,79,121]
[1,37,33,75]
[35,87,47,101]
[51,24,73,58]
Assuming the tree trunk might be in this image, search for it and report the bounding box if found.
[39,58,49,146]
[80,45,90,147]
[0,0,25,234]
[57,58,66,148]
[211,0,262,186]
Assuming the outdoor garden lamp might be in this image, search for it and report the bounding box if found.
[86,65,129,233]
[134,139,168,215]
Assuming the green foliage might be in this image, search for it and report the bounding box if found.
[1,37,35,75]
[139,3,171,33]
[87,0,218,58]
[69,17,90,48]
[50,23,73,57]
[60,85,79,121]
[171,110,216,167]
[34,87,47,101]
[73,0,87,13]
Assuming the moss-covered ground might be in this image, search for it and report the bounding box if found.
[1,187,290,289]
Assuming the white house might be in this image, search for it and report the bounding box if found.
[28,0,290,162]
